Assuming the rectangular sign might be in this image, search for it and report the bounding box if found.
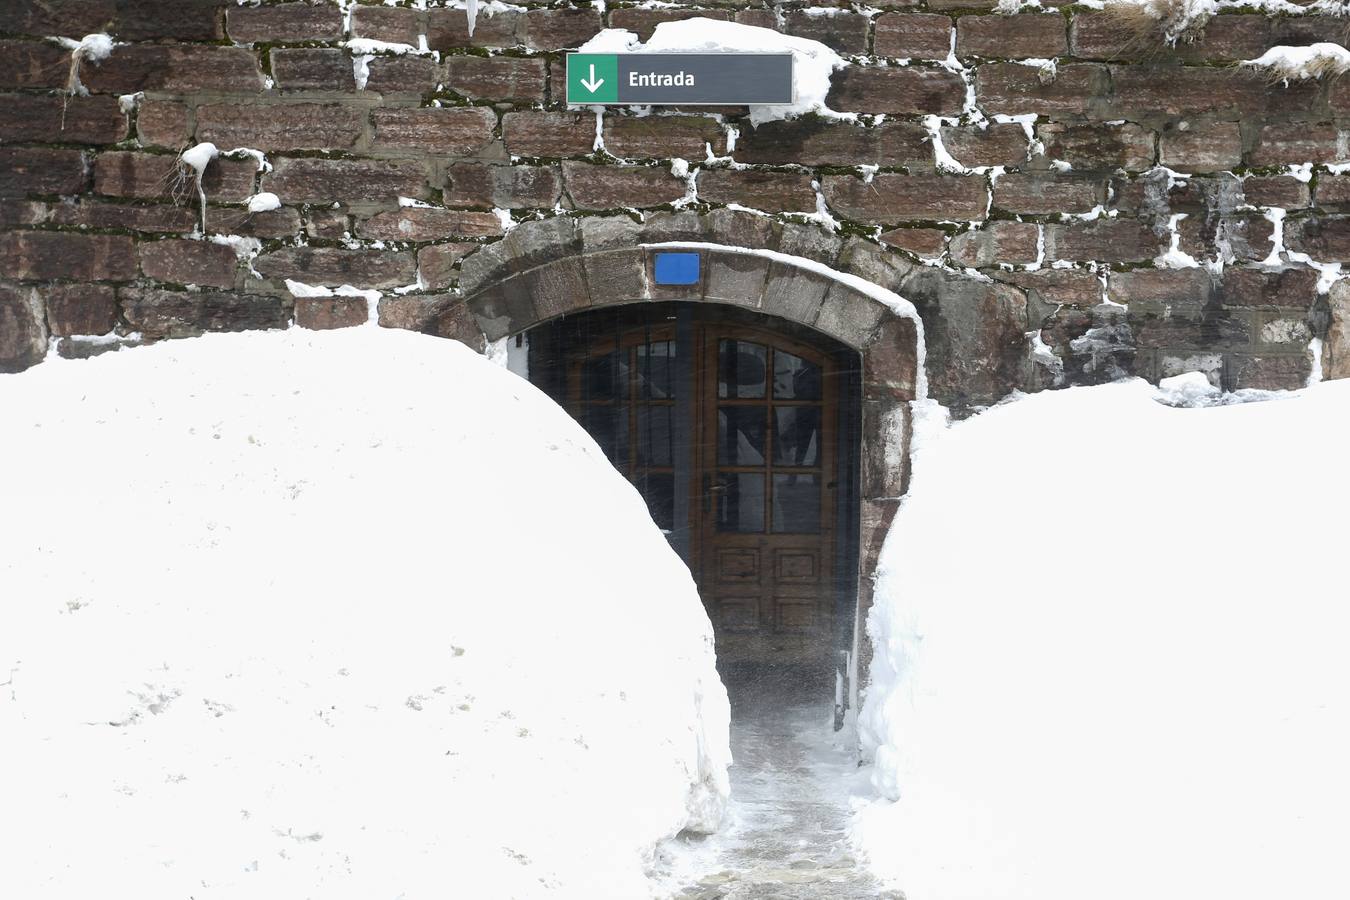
[566,53,793,106]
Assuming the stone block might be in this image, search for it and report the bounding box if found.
[0,231,136,281]
[1249,122,1343,167]
[137,99,190,148]
[523,7,603,50]
[263,158,430,203]
[1160,121,1242,173]
[444,56,545,102]
[815,282,887,347]
[763,262,830,325]
[975,62,1107,117]
[823,173,988,223]
[370,107,496,156]
[358,208,502,241]
[0,39,70,89]
[736,119,931,168]
[561,161,685,209]
[255,247,416,289]
[503,111,596,159]
[1107,268,1213,315]
[874,13,953,60]
[109,0,226,41]
[940,123,1031,169]
[95,152,256,203]
[1285,216,1350,262]
[610,8,732,41]
[196,103,364,152]
[424,297,487,352]
[583,250,648,307]
[139,239,239,288]
[1044,219,1161,263]
[42,283,117,337]
[1220,266,1320,309]
[83,44,264,94]
[0,148,88,198]
[120,287,290,339]
[1242,175,1309,209]
[417,243,477,291]
[351,5,421,44]
[228,2,343,43]
[777,222,844,265]
[705,208,779,250]
[0,94,125,145]
[949,221,1039,267]
[50,200,197,233]
[1227,352,1311,390]
[0,0,114,37]
[698,169,816,213]
[378,296,447,332]
[603,115,725,161]
[365,56,439,95]
[444,162,562,209]
[838,238,914,295]
[269,47,355,91]
[0,285,47,373]
[957,13,1067,59]
[1108,64,1316,119]
[1038,122,1155,171]
[1004,268,1101,307]
[704,251,769,308]
[427,6,522,49]
[208,206,302,240]
[879,227,948,257]
[862,314,920,401]
[783,10,870,54]
[993,174,1104,215]
[1324,278,1350,379]
[827,67,966,116]
[296,298,368,330]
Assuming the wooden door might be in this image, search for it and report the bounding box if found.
[694,325,838,666]
[561,310,841,667]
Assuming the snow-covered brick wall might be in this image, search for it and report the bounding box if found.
[0,327,731,899]
[1,0,1348,409]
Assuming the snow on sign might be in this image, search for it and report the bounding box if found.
[566,53,793,105]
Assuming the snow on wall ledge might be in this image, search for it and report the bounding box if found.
[0,328,731,900]
[853,375,1350,900]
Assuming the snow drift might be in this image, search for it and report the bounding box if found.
[854,378,1350,900]
[0,328,731,899]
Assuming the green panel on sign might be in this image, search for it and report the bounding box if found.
[567,54,619,104]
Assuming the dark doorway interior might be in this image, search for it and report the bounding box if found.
[525,302,862,687]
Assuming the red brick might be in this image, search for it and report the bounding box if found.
[83,44,264,94]
[228,2,343,43]
[736,119,932,168]
[138,239,239,288]
[609,8,732,41]
[137,99,190,149]
[444,56,545,102]
[874,13,952,60]
[263,158,431,203]
[365,56,439,95]
[503,111,596,158]
[120,287,289,339]
[827,66,965,116]
[426,6,522,50]
[975,62,1107,116]
[698,169,817,213]
[822,173,988,223]
[0,39,70,89]
[1037,122,1154,171]
[523,7,602,51]
[443,162,562,208]
[1045,219,1161,263]
[1249,122,1343,167]
[95,151,256,203]
[351,5,421,45]
[603,115,725,160]
[418,243,477,290]
[357,208,503,241]
[0,147,88,198]
[0,231,137,281]
[296,298,369,331]
[0,94,126,145]
[370,107,495,155]
[196,103,363,152]
[783,10,871,55]
[992,173,1103,215]
[255,247,417,289]
[42,283,118,336]
[957,13,1067,59]
[1159,121,1242,173]
[270,48,355,91]
[879,227,948,256]
[940,122,1030,168]
[50,200,198,233]
[562,161,685,209]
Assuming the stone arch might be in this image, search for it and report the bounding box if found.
[420,210,923,705]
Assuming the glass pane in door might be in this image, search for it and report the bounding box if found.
[772,407,821,466]
[718,340,767,399]
[717,407,766,466]
[716,473,765,533]
[771,473,821,534]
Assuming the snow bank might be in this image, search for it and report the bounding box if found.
[0,328,730,900]
[578,20,847,126]
[1244,42,1350,82]
[855,377,1350,900]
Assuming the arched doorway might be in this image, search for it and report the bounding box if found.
[523,302,862,675]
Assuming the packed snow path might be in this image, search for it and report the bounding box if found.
[666,669,899,899]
